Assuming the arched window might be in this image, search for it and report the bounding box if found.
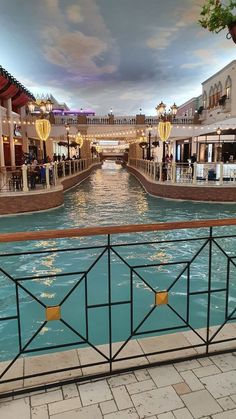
[203,91,207,109]
[209,87,213,108]
[217,82,222,104]
[225,75,232,99]
[213,84,218,107]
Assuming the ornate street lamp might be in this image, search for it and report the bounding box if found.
[146,124,153,160]
[156,101,178,161]
[65,124,70,159]
[139,136,148,160]
[28,97,53,162]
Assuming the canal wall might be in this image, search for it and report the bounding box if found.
[0,163,101,216]
[128,165,236,202]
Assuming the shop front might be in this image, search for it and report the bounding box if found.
[175,138,192,162]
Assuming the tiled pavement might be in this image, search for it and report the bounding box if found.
[1,353,236,418]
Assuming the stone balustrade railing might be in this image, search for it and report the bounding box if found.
[0,157,100,193]
[129,158,236,185]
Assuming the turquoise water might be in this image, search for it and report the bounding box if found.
[0,161,236,361]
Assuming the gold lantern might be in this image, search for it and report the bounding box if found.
[35,119,51,142]
[75,134,83,148]
[158,121,172,142]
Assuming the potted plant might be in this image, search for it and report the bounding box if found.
[199,0,236,43]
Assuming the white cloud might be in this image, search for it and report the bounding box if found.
[146,28,178,50]
[180,62,202,69]
[43,28,116,76]
[41,0,119,78]
[66,5,83,24]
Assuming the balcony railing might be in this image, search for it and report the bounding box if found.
[129,159,236,185]
[0,219,236,396]
[0,158,100,193]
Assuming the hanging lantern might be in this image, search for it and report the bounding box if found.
[158,121,172,142]
[75,134,83,148]
[35,119,51,142]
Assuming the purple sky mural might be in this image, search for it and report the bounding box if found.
[0,0,235,115]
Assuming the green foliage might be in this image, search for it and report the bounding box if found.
[199,0,236,33]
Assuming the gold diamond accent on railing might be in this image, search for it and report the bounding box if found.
[46,306,61,321]
[155,291,168,306]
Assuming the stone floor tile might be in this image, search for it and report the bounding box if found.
[112,385,133,410]
[148,364,183,388]
[198,358,213,367]
[131,386,183,417]
[78,340,147,376]
[134,369,150,382]
[31,404,49,419]
[14,389,46,399]
[157,413,175,419]
[100,400,117,415]
[48,396,82,415]
[174,359,201,372]
[173,382,192,395]
[173,407,193,419]
[181,389,222,418]
[31,389,63,407]
[126,379,156,395]
[180,370,205,391]
[211,353,236,372]
[108,373,137,388]
[0,396,13,403]
[211,409,236,419]
[138,332,197,363]
[193,364,221,378]
[79,380,112,405]
[0,358,24,392]
[50,404,102,419]
[230,393,236,403]
[24,350,81,387]
[0,397,30,419]
[182,329,206,355]
[103,407,140,418]
[217,396,236,411]
[62,383,78,399]
[201,370,236,398]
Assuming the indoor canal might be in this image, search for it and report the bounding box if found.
[0,160,236,361]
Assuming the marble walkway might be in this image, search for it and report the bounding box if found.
[1,352,236,419]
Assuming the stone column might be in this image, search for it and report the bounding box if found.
[20,107,29,154]
[0,107,5,166]
[4,98,15,166]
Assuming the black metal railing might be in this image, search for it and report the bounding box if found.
[0,219,236,397]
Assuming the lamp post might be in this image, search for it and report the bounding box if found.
[216,127,222,162]
[156,101,178,162]
[28,98,53,162]
[139,137,148,159]
[146,124,153,160]
[65,124,70,159]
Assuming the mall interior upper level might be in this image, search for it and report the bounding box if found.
[0,60,236,166]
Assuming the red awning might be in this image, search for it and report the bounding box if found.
[0,84,19,99]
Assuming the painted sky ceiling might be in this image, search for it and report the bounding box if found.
[0,0,235,115]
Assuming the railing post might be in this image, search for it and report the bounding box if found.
[53,162,58,185]
[153,162,156,181]
[45,163,50,189]
[62,161,66,177]
[172,162,176,183]
[193,162,197,184]
[159,163,163,183]
[69,160,72,176]
[22,164,29,192]
[220,162,223,185]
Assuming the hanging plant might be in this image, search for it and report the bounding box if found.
[198,0,236,42]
